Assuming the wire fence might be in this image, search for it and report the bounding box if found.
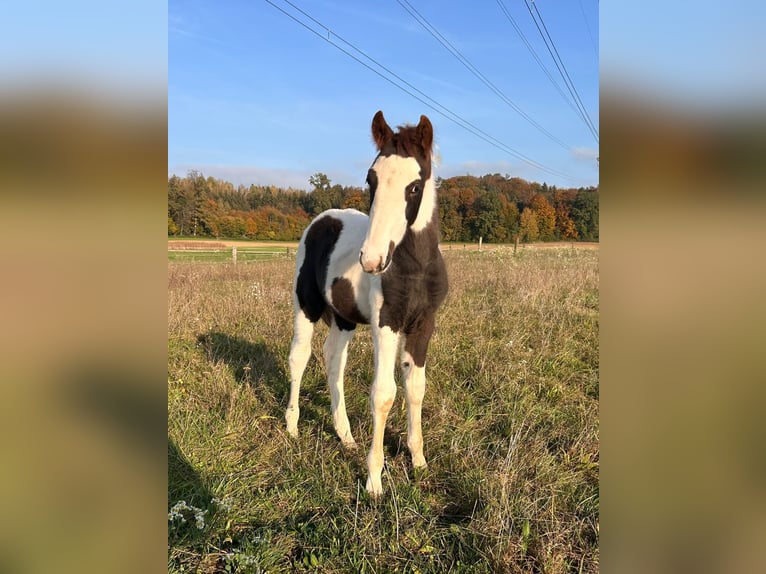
[168,246,295,263]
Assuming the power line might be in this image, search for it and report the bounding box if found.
[494,0,582,122]
[396,0,571,151]
[263,0,576,181]
[527,0,599,142]
[524,0,599,143]
[577,0,599,59]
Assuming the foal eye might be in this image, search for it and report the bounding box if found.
[408,184,420,197]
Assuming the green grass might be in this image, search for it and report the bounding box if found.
[168,247,599,573]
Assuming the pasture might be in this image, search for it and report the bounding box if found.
[168,246,599,573]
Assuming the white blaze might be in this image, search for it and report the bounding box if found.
[360,154,421,273]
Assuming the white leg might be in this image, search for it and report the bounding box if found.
[366,325,400,496]
[285,309,314,437]
[401,349,427,468]
[323,322,356,445]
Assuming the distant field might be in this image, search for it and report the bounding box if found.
[169,238,300,249]
[168,247,599,573]
[168,241,296,263]
[167,238,598,263]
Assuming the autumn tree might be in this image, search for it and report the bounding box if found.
[555,204,578,240]
[197,198,224,237]
[552,189,578,240]
[519,207,539,242]
[499,194,520,239]
[167,171,597,243]
[508,177,535,204]
[341,187,365,211]
[530,193,556,241]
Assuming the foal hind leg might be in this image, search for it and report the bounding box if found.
[285,309,314,437]
[323,320,356,446]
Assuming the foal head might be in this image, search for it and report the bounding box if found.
[359,110,434,275]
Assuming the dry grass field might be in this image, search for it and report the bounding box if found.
[168,246,599,573]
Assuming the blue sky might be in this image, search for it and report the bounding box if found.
[1,1,166,96]
[600,1,766,110]
[169,0,600,190]
[4,2,764,192]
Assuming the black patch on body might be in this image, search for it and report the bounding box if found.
[331,277,369,328]
[379,220,448,367]
[295,215,343,324]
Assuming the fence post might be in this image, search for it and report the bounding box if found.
[478,237,482,250]
[232,246,237,264]
[514,235,519,255]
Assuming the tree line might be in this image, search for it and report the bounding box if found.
[168,170,598,243]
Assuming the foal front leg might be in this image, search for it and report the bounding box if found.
[366,325,400,496]
[401,349,427,468]
[402,321,434,469]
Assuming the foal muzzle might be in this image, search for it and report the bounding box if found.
[359,240,395,275]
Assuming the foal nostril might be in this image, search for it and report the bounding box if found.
[359,250,379,274]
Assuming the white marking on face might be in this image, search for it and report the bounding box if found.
[411,175,436,233]
[360,154,421,273]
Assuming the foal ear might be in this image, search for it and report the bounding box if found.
[371,110,393,150]
[416,114,433,154]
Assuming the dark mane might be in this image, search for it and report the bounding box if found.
[399,123,432,155]
[380,124,431,159]
[378,123,433,178]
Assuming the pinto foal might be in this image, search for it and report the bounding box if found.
[285,111,448,496]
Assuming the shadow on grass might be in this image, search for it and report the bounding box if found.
[168,438,212,572]
[196,331,334,431]
[168,438,210,507]
[195,331,396,491]
[197,331,285,390]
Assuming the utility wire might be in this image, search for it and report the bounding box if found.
[577,0,599,59]
[396,0,571,151]
[530,0,598,139]
[494,0,581,121]
[524,0,599,143]
[263,0,576,181]
[527,0,599,142]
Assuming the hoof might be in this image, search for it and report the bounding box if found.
[412,455,427,468]
[365,475,383,497]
